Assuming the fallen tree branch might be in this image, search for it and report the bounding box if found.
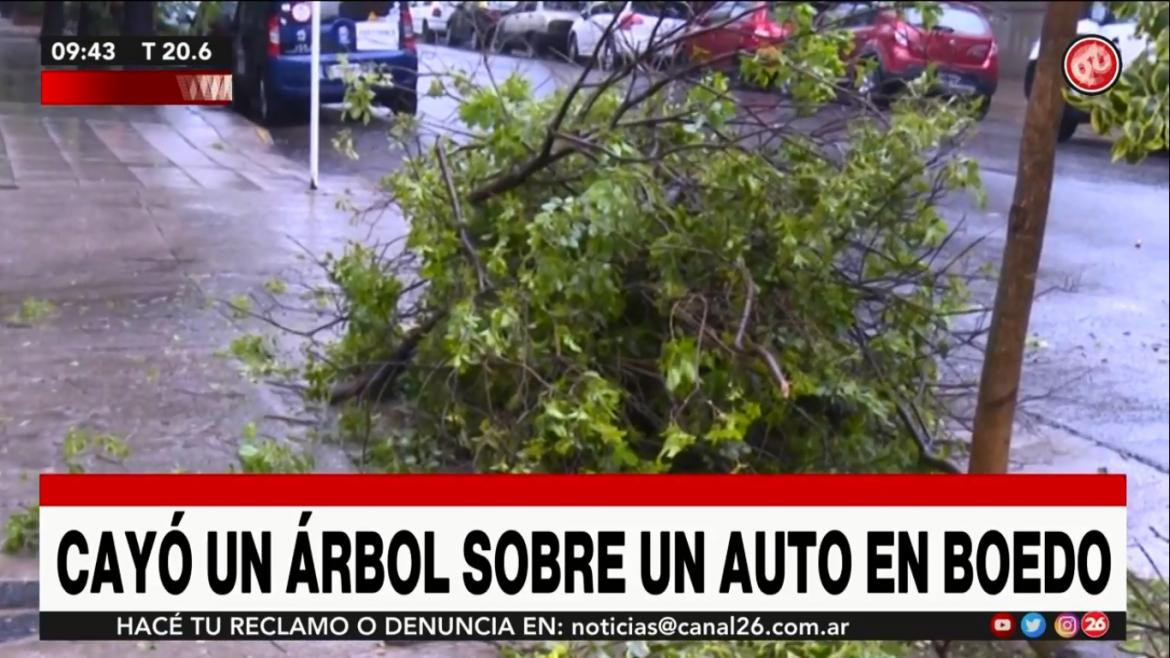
[436,141,488,292]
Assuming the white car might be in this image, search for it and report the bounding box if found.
[567,1,692,67]
[410,1,454,43]
[494,1,588,56]
[1025,2,1151,142]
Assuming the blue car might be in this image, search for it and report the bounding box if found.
[229,1,419,124]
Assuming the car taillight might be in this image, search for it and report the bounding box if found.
[967,43,990,59]
[400,3,417,52]
[618,13,643,30]
[267,14,280,56]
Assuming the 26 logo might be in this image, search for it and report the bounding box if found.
[1054,613,1079,639]
[1063,35,1122,95]
[1082,611,1110,639]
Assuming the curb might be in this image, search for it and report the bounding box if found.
[0,611,37,644]
[0,581,37,610]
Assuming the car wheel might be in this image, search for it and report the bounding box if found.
[495,30,514,54]
[568,33,581,64]
[422,21,435,44]
[974,94,991,120]
[479,25,497,51]
[1058,109,1079,142]
[253,75,287,126]
[231,73,249,113]
[858,61,889,109]
[600,39,617,70]
[376,89,417,116]
[443,17,460,46]
[1024,61,1035,98]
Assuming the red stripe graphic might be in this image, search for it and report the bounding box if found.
[39,474,1126,507]
[41,69,232,106]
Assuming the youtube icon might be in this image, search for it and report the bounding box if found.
[990,613,1015,639]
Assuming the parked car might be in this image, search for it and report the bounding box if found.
[228,1,418,125]
[567,1,692,67]
[1025,1,1150,142]
[410,1,453,43]
[680,1,789,71]
[494,1,588,56]
[816,2,998,116]
[444,1,517,49]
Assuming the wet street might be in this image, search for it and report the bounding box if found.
[0,22,1168,652]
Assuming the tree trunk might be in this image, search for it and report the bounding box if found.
[967,1,1083,475]
[77,1,102,37]
[40,1,66,37]
[120,0,155,37]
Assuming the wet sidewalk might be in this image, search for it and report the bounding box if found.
[0,21,401,650]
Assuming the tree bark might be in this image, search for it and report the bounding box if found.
[40,1,66,37]
[967,1,1083,475]
[120,0,155,37]
[77,1,104,37]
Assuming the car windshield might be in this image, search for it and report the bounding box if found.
[1084,2,1132,25]
[629,2,691,19]
[902,5,990,36]
[318,2,395,20]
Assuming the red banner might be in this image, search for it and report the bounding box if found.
[39,473,1127,507]
[41,69,232,106]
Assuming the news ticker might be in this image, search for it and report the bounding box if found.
[39,473,1126,642]
[40,611,1123,642]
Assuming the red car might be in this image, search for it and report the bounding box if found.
[817,2,998,115]
[681,1,789,70]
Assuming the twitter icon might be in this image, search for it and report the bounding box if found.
[1021,613,1047,639]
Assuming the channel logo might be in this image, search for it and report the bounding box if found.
[1054,613,1079,639]
[1021,612,1047,639]
[1082,611,1110,639]
[990,613,1015,639]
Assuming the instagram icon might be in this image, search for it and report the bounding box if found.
[1054,613,1079,639]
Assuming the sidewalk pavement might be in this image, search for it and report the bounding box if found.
[0,22,404,651]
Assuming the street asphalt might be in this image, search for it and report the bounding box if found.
[0,21,1167,654]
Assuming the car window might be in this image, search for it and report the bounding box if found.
[588,2,622,16]
[902,4,991,36]
[705,1,762,23]
[547,1,587,10]
[1084,1,1133,26]
[630,2,691,20]
[819,3,874,28]
[318,2,395,21]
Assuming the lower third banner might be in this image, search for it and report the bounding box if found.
[41,70,232,105]
[38,474,1127,642]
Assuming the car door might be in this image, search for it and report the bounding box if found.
[688,2,744,64]
[502,1,537,35]
[579,1,618,54]
[1099,20,1145,68]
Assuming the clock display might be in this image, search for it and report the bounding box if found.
[41,37,232,69]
